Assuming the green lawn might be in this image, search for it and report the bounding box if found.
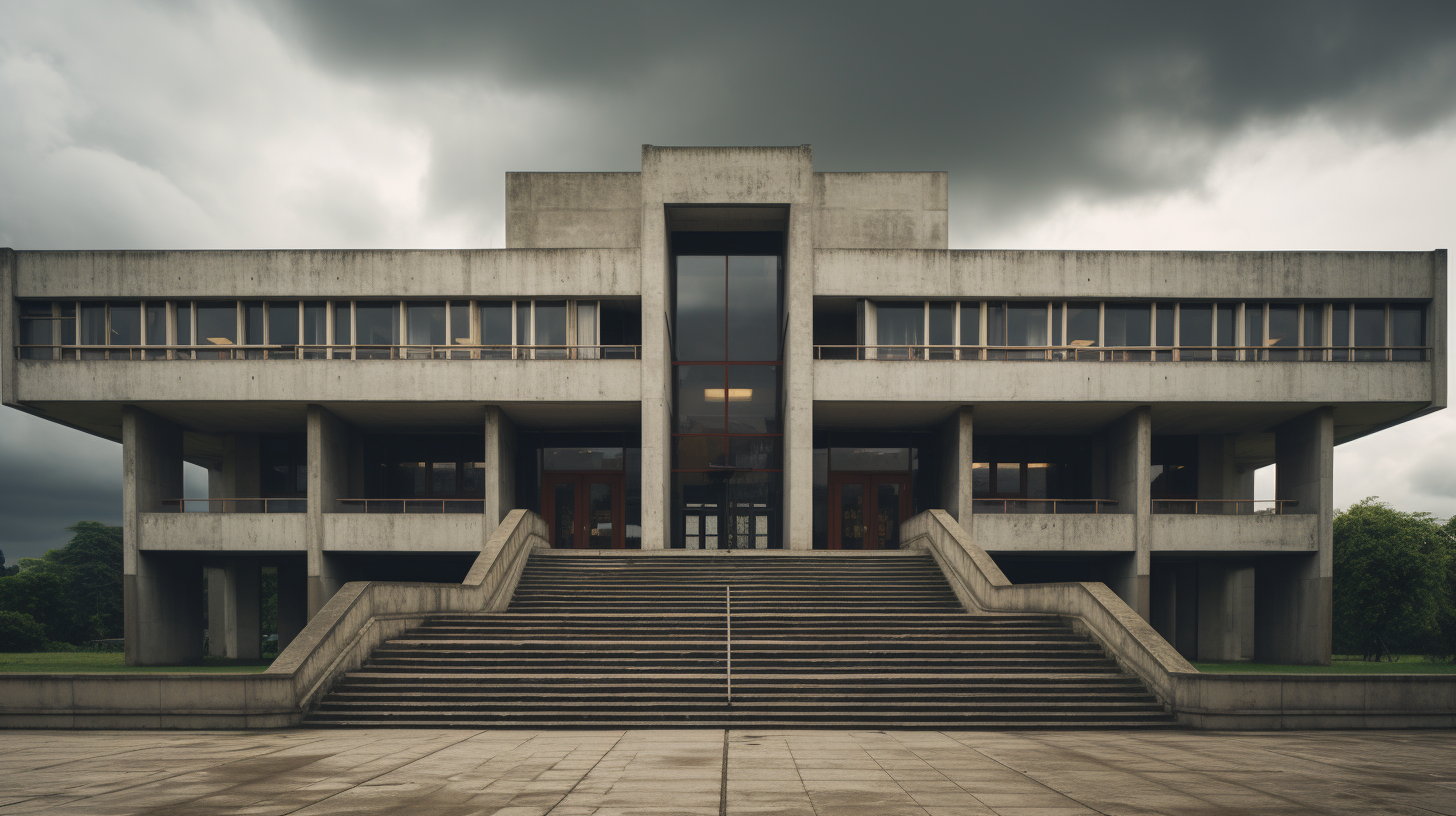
[0,652,274,673]
[1194,655,1456,674]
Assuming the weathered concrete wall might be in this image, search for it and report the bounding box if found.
[973,514,1136,552]
[322,514,487,552]
[1149,514,1318,552]
[506,173,641,249]
[812,360,1433,405]
[814,249,1439,300]
[13,248,642,299]
[813,172,947,250]
[13,359,643,403]
[140,512,307,551]
[937,407,973,522]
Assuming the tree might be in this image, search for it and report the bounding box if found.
[1333,498,1451,660]
[0,522,123,645]
[0,610,48,652]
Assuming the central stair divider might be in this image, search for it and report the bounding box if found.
[726,585,732,706]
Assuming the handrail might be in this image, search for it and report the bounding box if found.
[336,498,486,514]
[265,508,549,716]
[971,498,1118,514]
[813,344,1432,362]
[725,585,732,706]
[15,343,643,360]
[1152,499,1299,515]
[901,509,1193,708]
[162,498,305,513]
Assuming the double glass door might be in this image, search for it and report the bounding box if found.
[543,472,625,549]
[828,472,912,550]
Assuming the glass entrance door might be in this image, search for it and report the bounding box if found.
[542,472,625,548]
[827,472,912,550]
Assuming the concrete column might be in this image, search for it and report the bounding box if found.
[123,406,202,665]
[205,560,261,659]
[784,200,816,549]
[484,406,517,534]
[1196,435,1249,513]
[638,167,670,550]
[0,248,16,407]
[1197,562,1254,662]
[307,405,350,617]
[276,559,307,652]
[938,407,974,523]
[1257,406,1334,665]
[207,434,261,506]
[1104,406,1151,619]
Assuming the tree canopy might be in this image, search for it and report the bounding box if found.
[0,522,123,646]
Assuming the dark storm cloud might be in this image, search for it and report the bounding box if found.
[263,0,1456,235]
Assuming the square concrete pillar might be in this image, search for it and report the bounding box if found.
[122,406,202,665]
[1256,406,1334,665]
[1197,562,1254,662]
[307,405,351,617]
[1197,435,1250,512]
[484,406,517,534]
[784,200,816,549]
[207,434,261,506]
[938,406,973,523]
[276,559,308,652]
[1104,406,1151,620]
[205,560,261,659]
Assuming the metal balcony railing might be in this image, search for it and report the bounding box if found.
[813,344,1431,362]
[971,499,1119,515]
[15,343,642,361]
[336,499,485,514]
[1151,499,1299,515]
[162,498,306,513]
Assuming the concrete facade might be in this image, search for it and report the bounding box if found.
[0,145,1445,666]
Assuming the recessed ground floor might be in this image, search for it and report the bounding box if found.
[2,728,1453,815]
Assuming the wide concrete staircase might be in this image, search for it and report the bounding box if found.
[305,552,1177,728]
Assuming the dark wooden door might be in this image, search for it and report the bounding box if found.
[827,472,912,550]
[542,472,625,549]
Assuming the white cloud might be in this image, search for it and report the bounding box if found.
[972,117,1456,519]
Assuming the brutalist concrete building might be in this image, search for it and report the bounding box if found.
[1,145,1445,668]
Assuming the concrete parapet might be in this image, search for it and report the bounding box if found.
[140,512,307,552]
[1148,514,1318,552]
[972,513,1136,552]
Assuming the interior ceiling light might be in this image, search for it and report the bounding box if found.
[704,388,752,402]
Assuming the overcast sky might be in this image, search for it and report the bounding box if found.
[2,0,1455,560]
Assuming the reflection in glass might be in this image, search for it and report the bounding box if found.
[174,303,190,350]
[577,300,598,358]
[1268,305,1298,361]
[333,302,351,347]
[675,256,727,361]
[726,365,781,434]
[1180,303,1211,360]
[79,304,107,359]
[1391,305,1424,360]
[144,302,168,359]
[196,302,237,359]
[1244,303,1263,360]
[533,300,568,358]
[1155,303,1175,360]
[1332,304,1350,361]
[449,302,471,347]
[1354,304,1386,361]
[728,436,779,470]
[728,256,779,360]
[1006,302,1047,358]
[301,302,325,358]
[110,302,140,353]
[995,462,1021,494]
[876,483,901,548]
[674,437,725,470]
[589,482,613,546]
[675,366,727,432]
[1216,304,1237,359]
[1027,463,1050,499]
[839,483,864,550]
[1065,303,1098,349]
[243,301,264,358]
[515,301,531,346]
[929,302,954,359]
[877,302,923,358]
[544,447,625,471]
[960,301,981,349]
[480,301,511,358]
[355,302,399,358]
[431,462,456,495]
[830,447,911,471]
[1303,304,1324,360]
[986,302,1006,351]
[19,302,53,359]
[462,463,485,497]
[269,301,299,347]
[407,301,445,351]
[1104,303,1150,360]
[971,462,990,495]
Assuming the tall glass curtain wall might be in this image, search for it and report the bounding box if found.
[672,236,784,549]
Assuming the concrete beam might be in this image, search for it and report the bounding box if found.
[938,407,973,522]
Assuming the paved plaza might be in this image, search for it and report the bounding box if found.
[0,728,1453,815]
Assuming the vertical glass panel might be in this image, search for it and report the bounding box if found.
[960,302,980,348]
[196,302,237,359]
[19,302,53,359]
[675,366,727,432]
[110,302,141,351]
[144,302,167,345]
[1065,303,1098,347]
[876,302,924,357]
[576,301,598,359]
[407,301,445,348]
[1180,303,1211,360]
[355,302,399,358]
[1331,304,1351,361]
[515,301,531,347]
[1006,302,1047,358]
[675,256,727,361]
[830,447,911,471]
[728,437,779,470]
[703,511,719,549]
[333,302,351,345]
[79,304,107,361]
[986,302,1006,353]
[995,462,1022,494]
[1302,304,1325,360]
[174,303,191,349]
[554,481,577,548]
[971,463,990,495]
[1216,304,1237,351]
[1052,303,1064,347]
[300,303,325,358]
[675,436,726,469]
[431,462,456,496]
[589,482,613,546]
[480,301,511,358]
[876,483,901,549]
[533,300,568,358]
[726,365,781,434]
[1155,303,1175,360]
[1026,463,1050,499]
[268,301,299,346]
[1267,304,1298,361]
[1104,303,1151,361]
[1354,304,1386,361]
[1244,303,1263,360]
[928,301,954,359]
[449,302,471,344]
[727,256,780,361]
[242,301,264,350]
[1391,305,1425,361]
[545,447,625,471]
[839,483,864,550]
[461,463,486,497]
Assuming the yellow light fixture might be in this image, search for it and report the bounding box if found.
[704,388,753,402]
[207,337,234,345]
